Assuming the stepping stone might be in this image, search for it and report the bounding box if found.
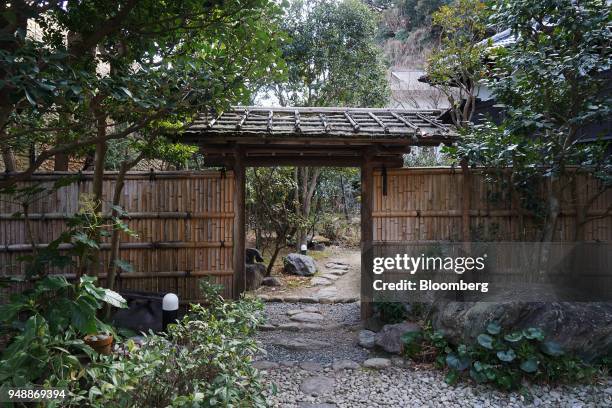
[253,360,279,370]
[290,312,325,323]
[325,269,348,276]
[311,277,333,286]
[258,323,277,331]
[358,330,376,349]
[298,403,337,408]
[363,358,391,369]
[277,322,325,331]
[287,309,302,316]
[303,306,320,313]
[315,287,338,300]
[279,360,298,368]
[332,359,360,371]
[300,361,323,372]
[325,262,349,270]
[320,273,340,281]
[300,376,335,396]
[272,338,328,350]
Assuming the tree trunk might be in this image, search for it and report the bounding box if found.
[2,146,16,172]
[54,152,70,171]
[340,175,350,221]
[572,176,587,242]
[295,166,321,250]
[266,242,284,277]
[90,113,108,275]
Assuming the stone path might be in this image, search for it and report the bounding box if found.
[254,250,612,407]
[256,248,361,304]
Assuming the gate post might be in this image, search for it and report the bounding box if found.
[361,149,375,320]
[233,148,246,298]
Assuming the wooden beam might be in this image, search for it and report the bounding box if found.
[233,148,246,298]
[236,109,249,130]
[267,110,273,133]
[368,112,389,133]
[344,111,360,132]
[361,148,375,320]
[294,110,301,133]
[319,114,331,133]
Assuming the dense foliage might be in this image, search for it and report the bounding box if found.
[444,0,611,241]
[1,0,285,178]
[426,0,491,127]
[0,278,266,407]
[266,0,389,107]
[0,276,127,388]
[402,323,602,391]
[79,281,266,407]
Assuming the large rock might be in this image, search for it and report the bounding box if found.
[284,253,317,276]
[431,299,612,361]
[358,330,377,349]
[246,263,265,290]
[245,248,264,264]
[375,322,421,354]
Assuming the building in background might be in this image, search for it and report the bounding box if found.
[388,70,449,110]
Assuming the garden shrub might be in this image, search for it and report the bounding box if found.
[0,275,267,407]
[72,280,267,407]
[0,275,126,396]
[402,322,602,391]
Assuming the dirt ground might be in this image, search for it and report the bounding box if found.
[252,245,361,300]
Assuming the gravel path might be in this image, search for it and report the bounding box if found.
[254,252,612,407]
[260,364,612,408]
[257,302,370,363]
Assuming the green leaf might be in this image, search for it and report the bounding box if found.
[477,333,494,350]
[445,369,460,385]
[24,89,37,106]
[520,358,539,373]
[540,340,564,357]
[523,328,544,341]
[504,332,524,343]
[446,353,470,371]
[486,322,501,335]
[120,87,133,98]
[496,349,516,362]
[101,289,127,309]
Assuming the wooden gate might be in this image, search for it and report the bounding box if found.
[0,171,236,302]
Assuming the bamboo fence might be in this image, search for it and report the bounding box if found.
[0,171,235,302]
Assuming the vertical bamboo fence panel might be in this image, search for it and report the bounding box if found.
[0,171,235,302]
[373,168,612,243]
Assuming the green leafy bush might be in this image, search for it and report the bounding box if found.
[402,322,599,391]
[0,275,127,390]
[71,281,266,407]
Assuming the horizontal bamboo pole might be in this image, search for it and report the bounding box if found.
[1,270,234,280]
[0,211,234,220]
[0,241,232,253]
[0,170,234,181]
[373,209,610,217]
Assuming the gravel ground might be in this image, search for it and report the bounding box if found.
[256,302,370,364]
[261,365,612,408]
[256,301,612,407]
